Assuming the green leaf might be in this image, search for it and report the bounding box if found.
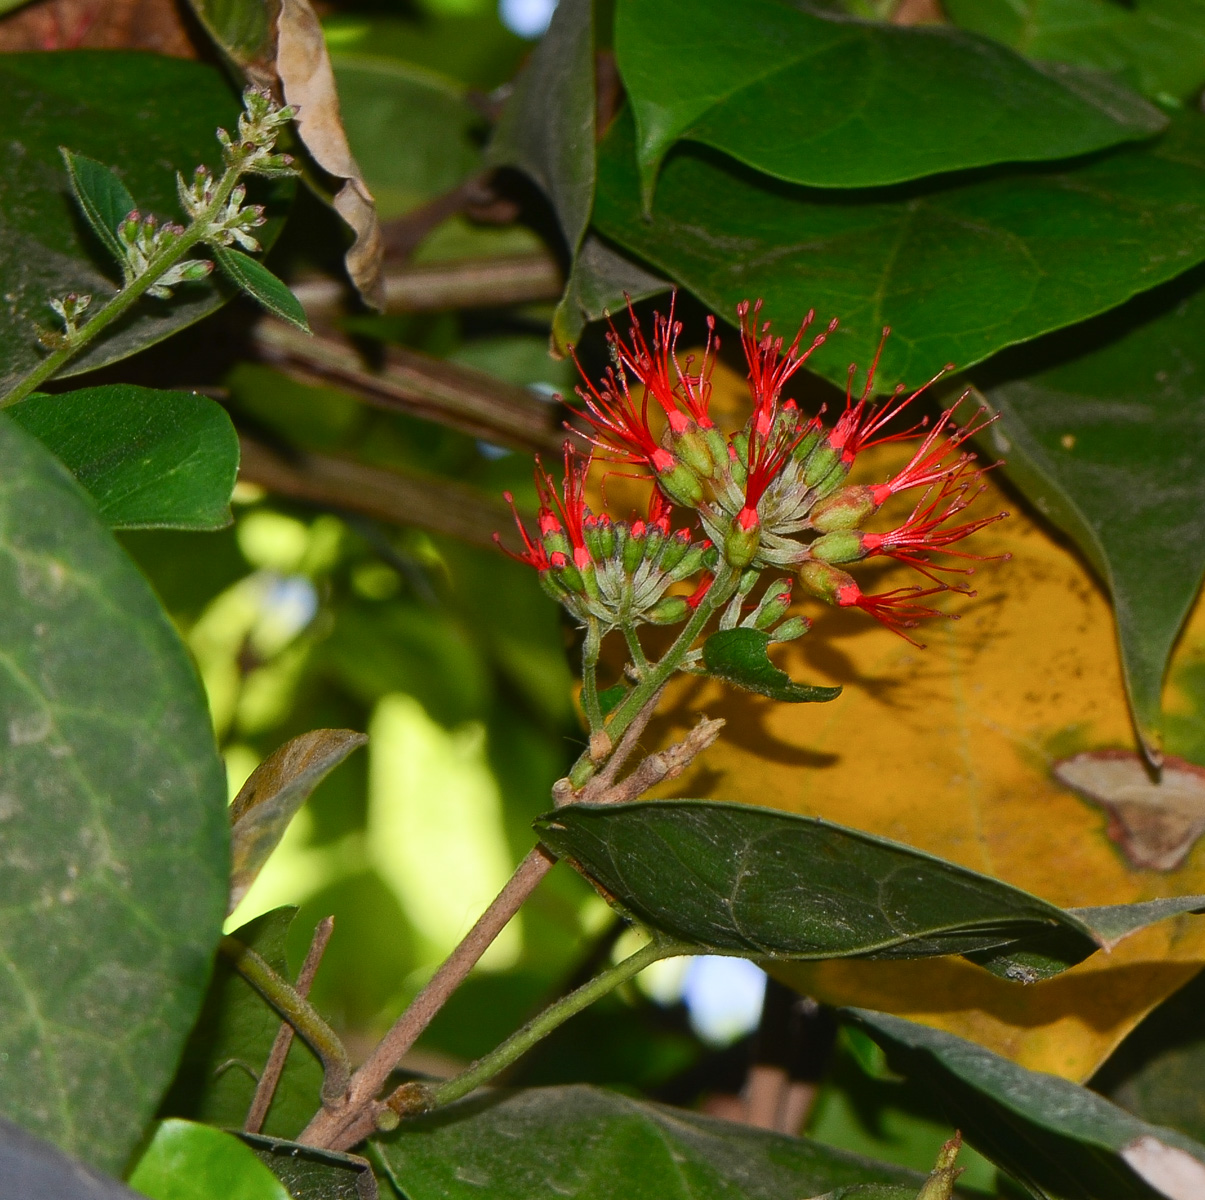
[488,0,595,257]
[946,0,1205,104]
[239,1133,378,1200]
[853,1009,1205,1200]
[975,275,1205,762]
[229,729,368,913]
[616,0,1165,209]
[373,1085,926,1199]
[552,234,669,355]
[183,0,278,81]
[0,51,292,393]
[128,1120,290,1200]
[0,418,228,1171]
[593,107,1205,390]
[59,149,136,269]
[161,908,325,1141]
[702,628,842,703]
[533,799,1205,978]
[0,1116,141,1199]
[333,54,484,220]
[8,384,240,530]
[213,247,310,331]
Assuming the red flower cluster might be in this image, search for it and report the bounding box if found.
[500,297,1006,645]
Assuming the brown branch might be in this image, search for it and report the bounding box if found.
[299,844,558,1151]
[291,252,562,318]
[237,434,514,550]
[571,684,668,805]
[251,318,564,454]
[244,916,334,1134]
[600,716,725,806]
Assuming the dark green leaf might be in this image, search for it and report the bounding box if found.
[533,799,1205,978]
[59,149,135,268]
[853,1009,1205,1200]
[596,683,629,718]
[702,628,843,703]
[0,418,228,1171]
[8,384,240,530]
[552,234,669,355]
[1095,968,1205,1145]
[240,1134,378,1200]
[161,908,325,1142]
[976,275,1205,761]
[0,1116,142,1200]
[616,0,1165,207]
[128,1119,290,1200]
[373,1085,925,1200]
[488,0,594,256]
[333,54,483,220]
[213,247,310,331]
[183,0,278,82]
[946,0,1205,104]
[229,729,368,913]
[593,108,1205,390]
[0,51,291,393]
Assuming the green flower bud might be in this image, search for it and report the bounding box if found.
[724,516,760,569]
[769,616,810,642]
[802,440,840,487]
[647,596,690,625]
[751,580,793,630]
[622,524,647,574]
[797,559,856,605]
[666,542,707,582]
[810,484,877,532]
[670,422,714,478]
[809,530,865,565]
[657,529,693,574]
[657,459,706,507]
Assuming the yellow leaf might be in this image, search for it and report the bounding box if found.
[596,355,1205,1082]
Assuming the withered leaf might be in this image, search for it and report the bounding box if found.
[229,728,367,914]
[1054,751,1205,872]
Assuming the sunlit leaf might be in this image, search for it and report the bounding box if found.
[9,384,240,530]
[976,274,1205,762]
[616,0,1164,207]
[593,107,1205,390]
[0,419,228,1170]
[623,354,1205,1083]
[373,1085,926,1199]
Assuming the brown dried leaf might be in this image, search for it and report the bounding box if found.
[228,727,367,914]
[0,0,197,54]
[1055,751,1205,872]
[276,0,384,308]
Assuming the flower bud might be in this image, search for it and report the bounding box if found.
[797,559,856,605]
[724,509,760,569]
[666,541,708,582]
[668,420,714,478]
[809,530,864,565]
[657,458,705,508]
[643,519,666,563]
[802,440,841,488]
[769,615,810,642]
[622,521,647,574]
[810,484,877,532]
[751,580,793,630]
[657,528,693,574]
[646,596,690,625]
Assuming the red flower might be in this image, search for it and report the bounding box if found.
[862,482,1009,585]
[827,331,951,466]
[496,446,594,573]
[835,581,952,648]
[869,399,998,505]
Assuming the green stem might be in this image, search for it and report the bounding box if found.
[622,623,650,678]
[429,937,689,1108]
[581,618,603,732]
[0,161,245,409]
[567,564,733,788]
[220,935,351,1105]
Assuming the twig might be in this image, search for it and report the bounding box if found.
[298,844,558,1151]
[572,684,667,805]
[601,716,725,806]
[244,916,334,1134]
[237,434,513,551]
[251,318,564,453]
[220,935,351,1107]
[291,252,561,318]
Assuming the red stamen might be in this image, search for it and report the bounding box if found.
[835,581,953,647]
